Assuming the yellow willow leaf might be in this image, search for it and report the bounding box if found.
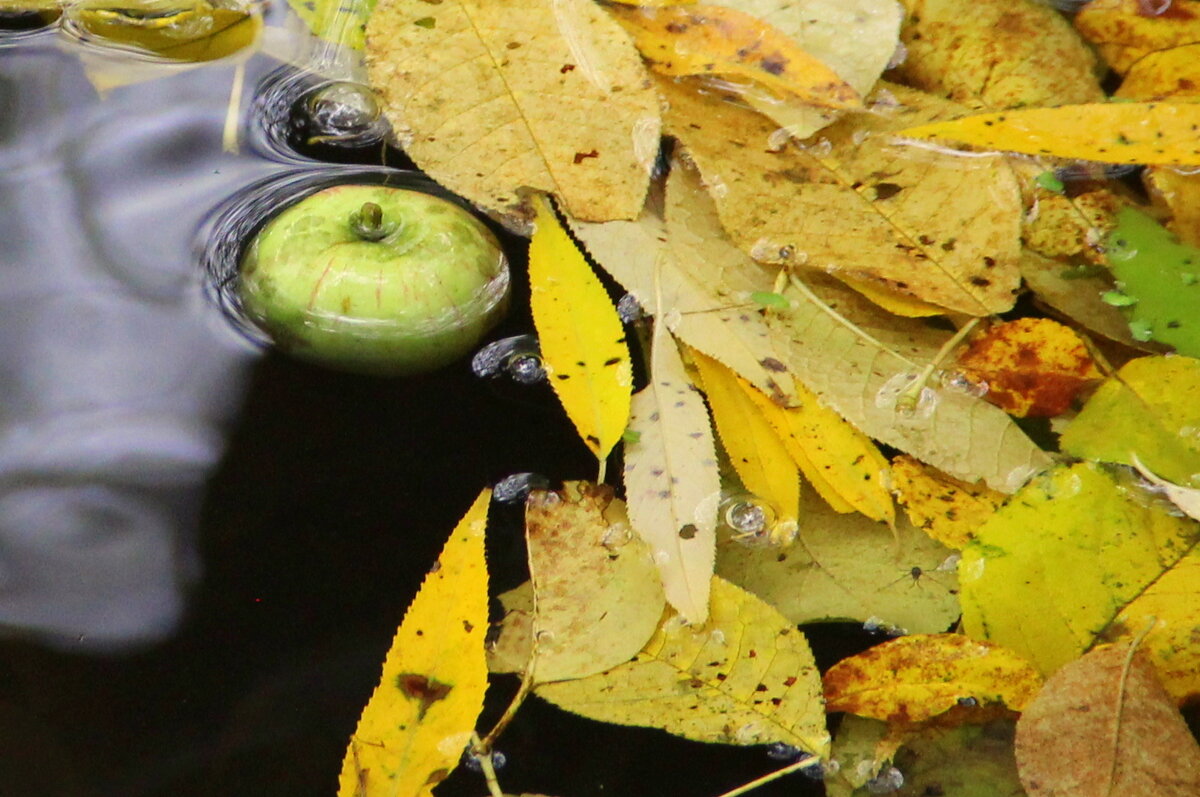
[890,455,1004,550]
[624,326,720,625]
[338,489,491,797]
[895,0,1104,109]
[568,163,800,406]
[535,576,830,757]
[959,462,1200,676]
[365,0,660,221]
[660,77,1023,316]
[823,634,1043,724]
[691,348,801,541]
[740,378,894,524]
[1015,643,1200,797]
[607,3,860,110]
[529,198,632,461]
[899,102,1200,167]
[1074,0,1200,76]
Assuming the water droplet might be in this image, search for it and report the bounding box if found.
[708,629,726,645]
[601,521,633,549]
[732,721,766,744]
[885,40,908,70]
[863,616,907,637]
[653,550,672,565]
[493,472,550,503]
[866,766,904,794]
[765,742,804,761]
[471,334,545,384]
[617,293,644,324]
[767,126,793,152]
[1004,464,1039,493]
[937,552,962,572]
[943,370,988,398]
[462,748,507,772]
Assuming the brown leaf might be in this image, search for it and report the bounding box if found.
[1015,643,1200,797]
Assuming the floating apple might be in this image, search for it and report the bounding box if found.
[238,184,510,376]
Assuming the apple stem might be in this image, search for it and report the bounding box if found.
[350,201,394,242]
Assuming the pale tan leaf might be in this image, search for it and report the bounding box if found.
[365,0,660,221]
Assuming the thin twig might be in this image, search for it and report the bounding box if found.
[894,317,981,414]
[1106,617,1158,797]
[222,63,244,154]
[709,756,816,797]
[470,732,506,797]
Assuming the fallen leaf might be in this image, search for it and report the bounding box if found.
[951,318,1102,418]
[895,0,1104,108]
[529,198,633,463]
[1060,355,1200,487]
[691,348,801,542]
[716,485,960,634]
[898,102,1200,166]
[1144,166,1200,249]
[1022,190,1124,266]
[959,462,1200,675]
[288,0,375,49]
[338,489,491,796]
[1015,642,1200,796]
[890,455,1004,550]
[1116,42,1200,102]
[661,77,1024,316]
[623,326,720,625]
[824,633,1042,724]
[1019,249,1140,347]
[70,1,260,62]
[515,482,667,682]
[534,576,830,757]
[1100,206,1200,355]
[608,3,861,110]
[365,0,660,220]
[825,715,891,795]
[1075,0,1200,75]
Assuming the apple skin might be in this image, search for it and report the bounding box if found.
[238,184,510,376]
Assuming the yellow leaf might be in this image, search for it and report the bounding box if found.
[490,483,666,682]
[624,327,720,624]
[824,634,1042,724]
[287,0,375,50]
[1116,43,1200,102]
[717,484,960,634]
[691,348,800,543]
[1144,165,1200,249]
[740,377,894,525]
[660,77,1024,316]
[529,198,633,462]
[365,0,660,221]
[890,455,1004,550]
[535,576,830,758]
[1075,0,1200,75]
[1021,189,1124,265]
[69,0,260,62]
[831,273,948,318]
[608,3,860,110]
[898,102,1200,167]
[959,462,1200,675]
[895,0,1104,108]
[338,489,491,797]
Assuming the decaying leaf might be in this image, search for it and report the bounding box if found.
[623,327,720,625]
[365,0,660,220]
[895,0,1104,108]
[890,455,1004,549]
[534,576,830,757]
[959,462,1200,675]
[716,485,960,634]
[898,102,1200,166]
[337,490,491,796]
[1021,190,1124,266]
[824,634,1042,724]
[529,198,633,462]
[1015,642,1200,796]
[1075,0,1200,75]
[951,318,1102,418]
[493,482,666,683]
[607,3,861,110]
[1060,355,1200,487]
[661,77,1024,316]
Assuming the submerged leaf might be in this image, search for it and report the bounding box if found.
[338,490,491,796]
[535,576,830,757]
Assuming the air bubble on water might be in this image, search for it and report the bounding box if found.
[471,334,545,384]
[866,766,904,794]
[886,40,908,70]
[852,128,872,147]
[937,552,962,572]
[957,696,979,707]
[943,370,988,399]
[1004,464,1039,493]
[863,616,907,637]
[799,137,833,158]
[653,550,672,566]
[732,721,766,744]
[436,730,474,758]
[617,293,645,324]
[749,238,782,262]
[461,748,507,772]
[765,742,805,761]
[708,628,726,645]
[493,472,550,504]
[601,521,633,549]
[767,126,793,152]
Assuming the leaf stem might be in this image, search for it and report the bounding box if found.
[894,317,981,414]
[477,644,537,753]
[709,755,817,797]
[1106,616,1158,797]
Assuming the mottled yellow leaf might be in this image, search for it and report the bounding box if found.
[1021,189,1124,265]
[338,489,491,797]
[824,634,1042,725]
[608,3,860,110]
[899,102,1200,167]
[535,576,830,757]
[1117,42,1200,102]
[959,462,1200,675]
[691,348,800,542]
[717,485,960,634]
[890,455,1004,550]
[1075,0,1200,75]
[895,0,1104,108]
[661,77,1023,316]
[529,198,632,462]
[365,0,660,220]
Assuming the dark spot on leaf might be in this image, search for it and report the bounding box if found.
[604,357,621,366]
[873,183,903,200]
[759,56,786,75]
[463,620,474,633]
[969,276,991,287]
[424,768,451,786]
[560,64,575,73]
[573,150,599,164]
[396,673,453,720]
[760,357,787,372]
[679,524,697,540]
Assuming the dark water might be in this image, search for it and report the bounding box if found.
[0,11,875,796]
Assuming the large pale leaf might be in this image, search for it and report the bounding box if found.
[1015,643,1200,796]
[529,198,633,462]
[661,77,1023,316]
[535,576,830,757]
[716,485,960,634]
[624,327,720,625]
[338,489,491,796]
[959,462,1200,675]
[365,0,660,220]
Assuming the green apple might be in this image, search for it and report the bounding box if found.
[238,184,510,376]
